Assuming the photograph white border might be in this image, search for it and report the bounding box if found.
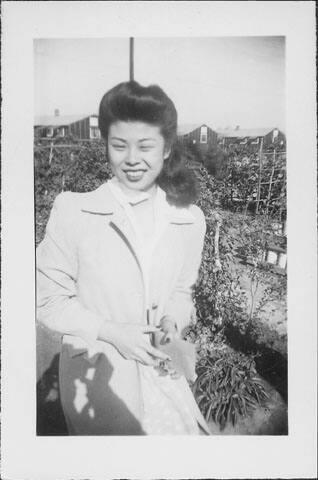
[2,2,317,479]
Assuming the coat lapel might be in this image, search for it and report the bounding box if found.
[80,183,142,271]
[79,181,196,263]
[108,211,142,270]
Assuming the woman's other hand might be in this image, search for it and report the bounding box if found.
[155,317,182,379]
[159,317,178,345]
[154,360,182,380]
[98,322,171,366]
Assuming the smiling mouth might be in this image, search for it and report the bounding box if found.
[124,170,146,181]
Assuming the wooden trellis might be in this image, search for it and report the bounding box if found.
[228,145,286,219]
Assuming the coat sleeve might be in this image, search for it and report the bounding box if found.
[36,193,105,345]
[163,206,206,334]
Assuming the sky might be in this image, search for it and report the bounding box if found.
[34,36,285,130]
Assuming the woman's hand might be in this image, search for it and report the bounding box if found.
[98,322,171,366]
[154,317,182,380]
[159,317,178,345]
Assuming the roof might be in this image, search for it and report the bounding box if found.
[177,123,213,135]
[34,114,97,127]
[216,127,281,138]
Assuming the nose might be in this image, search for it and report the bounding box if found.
[125,147,140,166]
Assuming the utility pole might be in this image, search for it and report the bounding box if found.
[129,37,134,81]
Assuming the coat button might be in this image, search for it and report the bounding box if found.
[151,302,158,310]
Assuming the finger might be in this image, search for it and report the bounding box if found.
[141,325,161,334]
[161,332,174,344]
[146,344,171,361]
[160,332,168,345]
[135,348,159,367]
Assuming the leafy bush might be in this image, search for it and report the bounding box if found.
[187,173,287,405]
[200,144,286,217]
[191,170,250,336]
[224,321,288,401]
[193,346,269,430]
[35,137,112,245]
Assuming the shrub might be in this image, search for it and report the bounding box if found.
[35,137,112,245]
[188,188,287,400]
[193,346,269,430]
[192,175,250,336]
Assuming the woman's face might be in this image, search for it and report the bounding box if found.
[108,121,170,195]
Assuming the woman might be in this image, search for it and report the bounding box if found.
[36,81,209,435]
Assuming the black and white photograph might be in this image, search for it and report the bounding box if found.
[35,36,288,437]
[2,2,317,479]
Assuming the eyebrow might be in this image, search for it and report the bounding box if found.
[110,137,127,143]
[138,138,156,143]
[110,137,157,143]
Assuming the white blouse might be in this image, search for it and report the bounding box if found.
[108,177,171,321]
[108,178,200,435]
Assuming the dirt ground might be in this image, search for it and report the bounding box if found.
[234,260,287,336]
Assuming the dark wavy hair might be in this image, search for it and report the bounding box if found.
[98,81,198,207]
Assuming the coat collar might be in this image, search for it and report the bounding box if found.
[80,181,195,225]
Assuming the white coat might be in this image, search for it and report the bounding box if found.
[36,182,209,434]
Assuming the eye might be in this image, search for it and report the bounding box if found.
[140,145,154,152]
[111,144,126,151]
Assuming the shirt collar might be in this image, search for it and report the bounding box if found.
[108,176,153,207]
[80,179,195,224]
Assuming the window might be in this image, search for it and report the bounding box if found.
[57,127,65,137]
[200,126,208,143]
[272,129,278,142]
[90,116,98,127]
[46,127,54,137]
[90,126,101,139]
